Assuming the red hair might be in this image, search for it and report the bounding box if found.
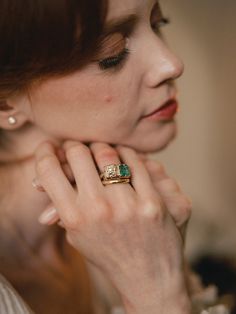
[0,0,107,100]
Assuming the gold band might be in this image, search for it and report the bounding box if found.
[100,164,131,181]
[102,178,131,186]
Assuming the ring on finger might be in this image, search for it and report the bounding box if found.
[100,164,131,180]
[100,164,131,185]
[102,178,131,186]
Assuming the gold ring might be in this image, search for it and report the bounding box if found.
[102,178,131,186]
[100,164,131,181]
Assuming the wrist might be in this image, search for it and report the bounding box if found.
[122,293,192,314]
[120,277,192,314]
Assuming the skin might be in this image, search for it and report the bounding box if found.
[0,0,183,158]
[0,0,192,313]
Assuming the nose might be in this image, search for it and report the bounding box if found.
[143,33,184,88]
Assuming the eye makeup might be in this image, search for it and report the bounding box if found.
[95,2,170,72]
[98,47,130,70]
[98,36,130,71]
[152,17,170,33]
[151,2,170,33]
[92,16,138,72]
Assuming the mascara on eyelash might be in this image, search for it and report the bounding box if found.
[152,17,170,33]
[158,17,170,27]
[152,17,170,28]
[98,48,130,70]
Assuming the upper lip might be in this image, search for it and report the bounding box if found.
[142,97,177,118]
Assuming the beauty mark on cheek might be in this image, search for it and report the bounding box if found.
[104,95,113,103]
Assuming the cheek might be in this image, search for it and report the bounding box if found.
[104,95,113,103]
[76,76,117,107]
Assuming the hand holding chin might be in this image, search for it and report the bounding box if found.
[33,140,192,313]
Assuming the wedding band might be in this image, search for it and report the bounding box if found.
[102,178,131,186]
[100,164,131,180]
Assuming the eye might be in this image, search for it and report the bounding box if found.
[152,17,170,34]
[98,47,130,71]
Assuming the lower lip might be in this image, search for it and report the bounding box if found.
[142,100,179,121]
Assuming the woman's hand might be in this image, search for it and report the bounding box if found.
[34,141,192,314]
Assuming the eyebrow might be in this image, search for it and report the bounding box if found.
[101,14,139,37]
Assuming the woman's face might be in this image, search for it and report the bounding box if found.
[28,0,184,153]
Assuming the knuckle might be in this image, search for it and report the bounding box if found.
[92,197,113,222]
[140,198,165,221]
[177,196,192,222]
[183,196,192,210]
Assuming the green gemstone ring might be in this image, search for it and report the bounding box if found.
[100,164,131,181]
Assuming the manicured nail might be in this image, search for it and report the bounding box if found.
[32,178,45,192]
[38,208,58,224]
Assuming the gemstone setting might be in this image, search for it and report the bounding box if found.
[102,164,131,181]
[119,164,131,178]
[104,165,117,179]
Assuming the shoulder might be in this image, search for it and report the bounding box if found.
[0,274,33,314]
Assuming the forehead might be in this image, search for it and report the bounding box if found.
[107,0,155,20]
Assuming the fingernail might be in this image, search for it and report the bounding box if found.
[38,208,58,224]
[32,178,45,192]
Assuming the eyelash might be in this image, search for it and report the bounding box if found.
[98,48,130,71]
[152,17,170,33]
[98,17,170,71]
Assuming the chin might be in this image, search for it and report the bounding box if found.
[130,122,177,153]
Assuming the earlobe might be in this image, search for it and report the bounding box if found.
[0,100,30,130]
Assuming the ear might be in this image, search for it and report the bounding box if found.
[0,93,32,130]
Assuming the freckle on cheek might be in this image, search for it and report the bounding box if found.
[104,95,113,103]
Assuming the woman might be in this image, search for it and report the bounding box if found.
[0,0,228,313]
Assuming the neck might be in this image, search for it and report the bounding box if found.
[0,122,61,255]
[0,122,60,162]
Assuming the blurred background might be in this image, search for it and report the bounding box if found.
[158,0,236,307]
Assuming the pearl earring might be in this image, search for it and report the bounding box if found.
[8,116,17,125]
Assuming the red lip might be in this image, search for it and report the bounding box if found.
[142,99,179,121]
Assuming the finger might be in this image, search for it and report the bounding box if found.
[32,178,45,192]
[62,163,75,184]
[54,147,75,183]
[144,160,191,230]
[33,145,74,190]
[89,143,134,198]
[116,146,158,198]
[89,142,128,182]
[32,162,75,192]
[35,141,76,218]
[89,142,121,173]
[155,178,192,228]
[55,147,67,163]
[58,220,66,228]
[38,206,60,225]
[63,141,103,195]
[144,159,169,183]
[137,153,148,161]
